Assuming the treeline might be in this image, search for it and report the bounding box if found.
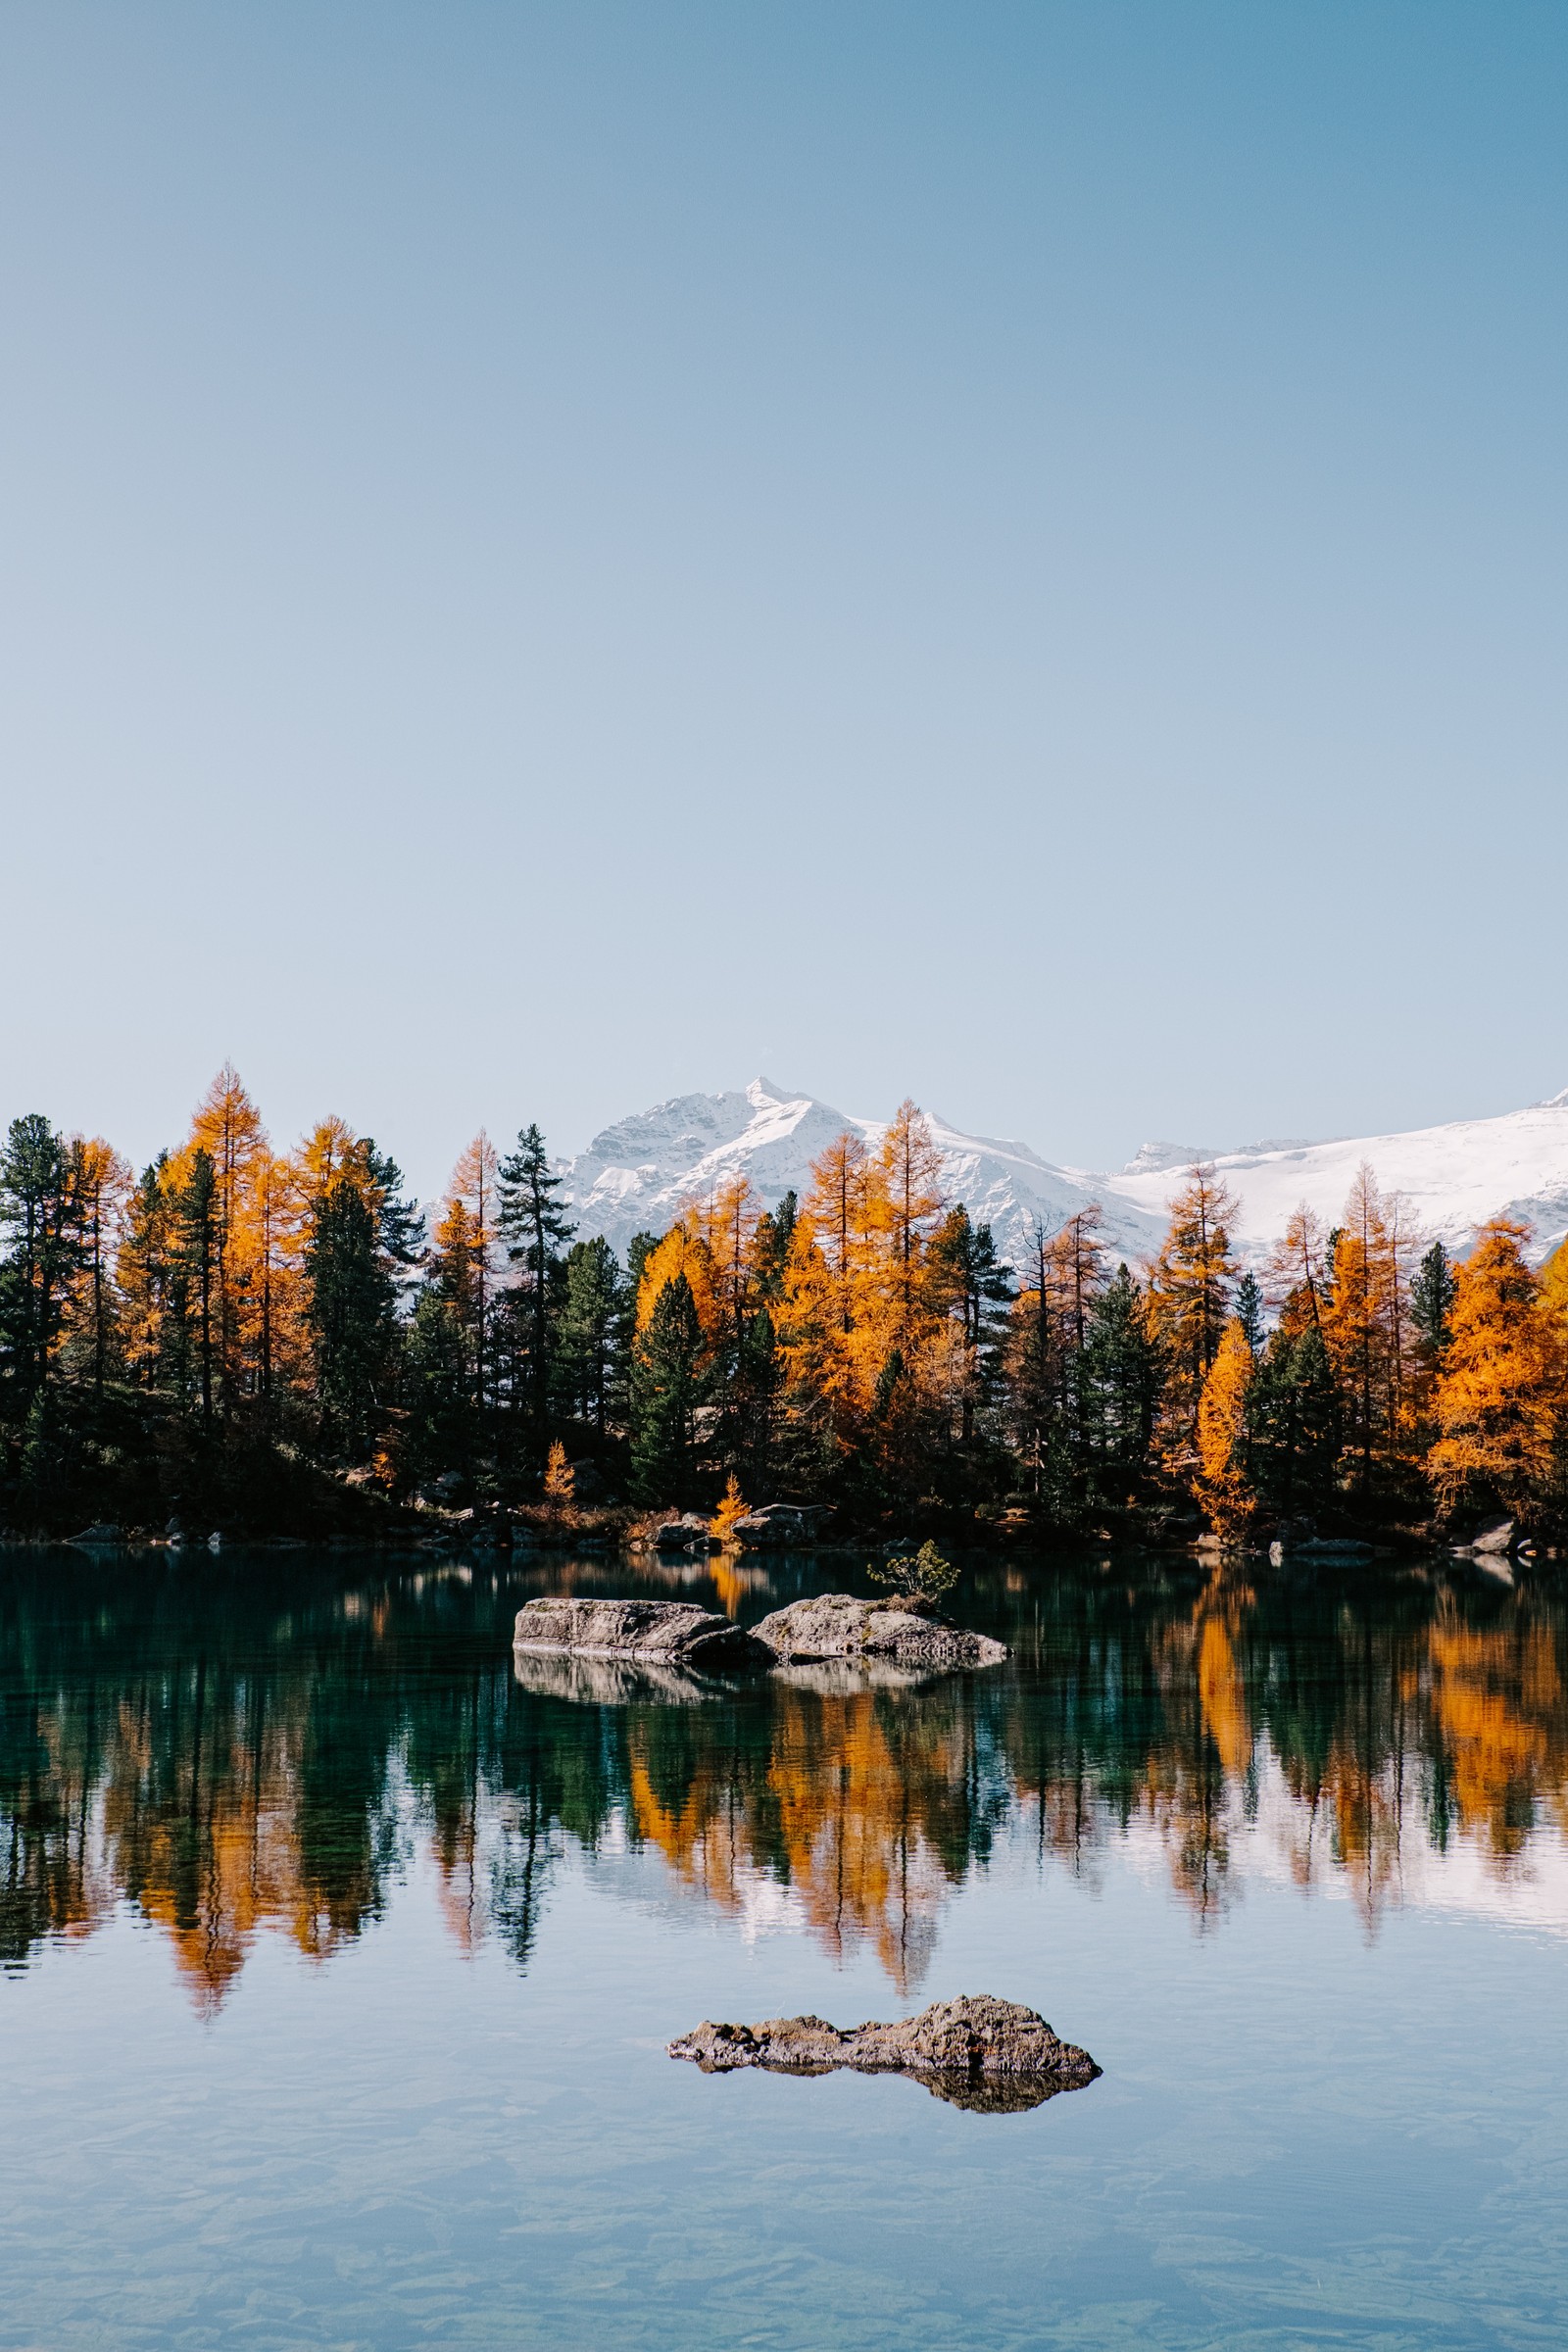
[2,1065,1566,1539]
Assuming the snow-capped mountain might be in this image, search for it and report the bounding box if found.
[1102,1092,1568,1266]
[556,1079,1568,1274]
[556,1080,1163,1272]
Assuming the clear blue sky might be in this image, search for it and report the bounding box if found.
[4,2,1564,1193]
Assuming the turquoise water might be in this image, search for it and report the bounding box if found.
[3,1547,1566,2349]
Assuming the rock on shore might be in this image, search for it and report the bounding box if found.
[670,1995,1098,2112]
[751,1592,1008,1670]
[513,1597,768,1674]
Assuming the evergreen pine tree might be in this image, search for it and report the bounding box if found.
[1245,1325,1341,1519]
[306,1177,396,1458]
[498,1124,576,1471]
[929,1205,1013,1447]
[1077,1264,1163,1507]
[364,1144,426,1270]
[626,1231,661,1295]
[0,1114,81,1450]
[177,1147,220,1436]
[751,1192,798,1300]
[1234,1270,1265,1357]
[555,1236,628,1438]
[401,1288,474,1494]
[629,1271,706,1504]
[1410,1242,1458,1360]
[1004,1220,1065,1513]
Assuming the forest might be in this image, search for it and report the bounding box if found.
[2,1063,1566,1544]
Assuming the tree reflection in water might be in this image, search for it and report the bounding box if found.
[3,1549,1567,2005]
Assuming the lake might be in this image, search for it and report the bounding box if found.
[2,1543,1565,2350]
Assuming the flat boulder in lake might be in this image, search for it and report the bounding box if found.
[512,1647,730,1707]
[670,1995,1098,2113]
[513,1596,768,1674]
[751,1592,1007,1670]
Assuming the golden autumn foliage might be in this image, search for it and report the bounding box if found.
[1147,1163,1238,1444]
[1196,1318,1253,1535]
[774,1103,953,1442]
[1539,1235,1568,1333]
[710,1471,748,1544]
[544,1439,575,1499]
[1267,1201,1328,1338]
[1429,1220,1561,1517]
[635,1218,721,1344]
[1319,1163,1418,1481]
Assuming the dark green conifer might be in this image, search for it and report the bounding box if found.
[1246,1326,1341,1518]
[629,1272,706,1503]
[401,1289,474,1494]
[929,1205,1013,1445]
[0,1113,80,1441]
[306,1178,396,1459]
[750,1193,798,1301]
[498,1125,576,1470]
[555,1237,628,1438]
[178,1148,220,1436]
[1410,1242,1458,1360]
[1234,1270,1265,1357]
[1077,1264,1163,1506]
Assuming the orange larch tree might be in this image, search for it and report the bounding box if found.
[1147,1164,1239,1452]
[1196,1318,1255,1536]
[188,1065,269,1418]
[1267,1202,1328,1338]
[1429,1219,1561,1521]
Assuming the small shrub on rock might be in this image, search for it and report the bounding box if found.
[867,1540,957,1612]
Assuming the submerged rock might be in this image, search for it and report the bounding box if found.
[751,1592,1007,1670]
[670,1995,1098,2112]
[513,1595,767,1674]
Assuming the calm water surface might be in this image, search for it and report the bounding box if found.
[3,1544,1566,2349]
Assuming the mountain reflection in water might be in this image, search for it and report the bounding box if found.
[3,1548,1566,2008]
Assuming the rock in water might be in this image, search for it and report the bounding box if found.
[651,1514,714,1551]
[513,1596,768,1674]
[751,1592,1007,1670]
[512,1647,727,1707]
[670,1995,1098,2113]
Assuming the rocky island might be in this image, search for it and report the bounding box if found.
[511,1597,769,1674]
[669,1995,1100,2112]
[513,1593,1008,1678]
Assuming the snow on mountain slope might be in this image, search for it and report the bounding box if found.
[558,1079,1163,1271]
[1098,1092,1568,1266]
[557,1080,1568,1275]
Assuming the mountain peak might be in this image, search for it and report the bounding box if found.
[1123,1141,1211,1176]
[553,1080,1568,1276]
[746,1075,804,1108]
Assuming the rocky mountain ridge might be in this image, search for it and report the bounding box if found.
[554,1078,1568,1273]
